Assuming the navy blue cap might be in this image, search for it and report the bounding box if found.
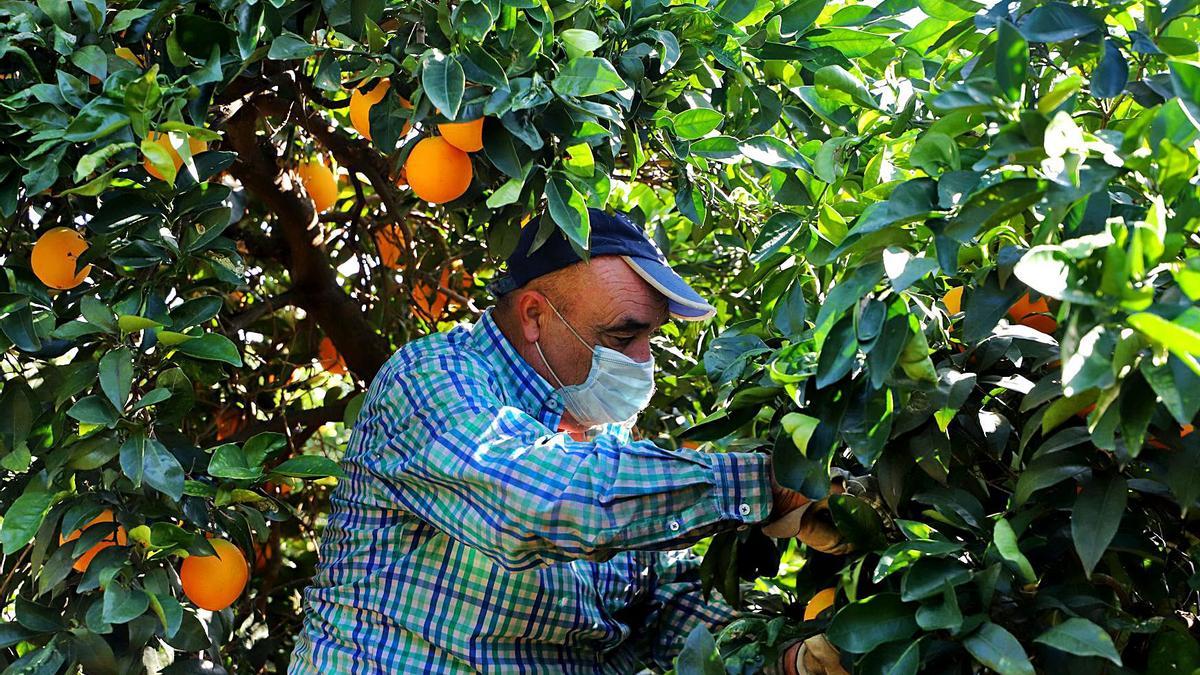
[489,208,716,321]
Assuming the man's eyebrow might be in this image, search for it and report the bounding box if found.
[601,318,654,333]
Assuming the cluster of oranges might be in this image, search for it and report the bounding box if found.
[58,510,260,612]
[941,286,1057,335]
[348,79,483,205]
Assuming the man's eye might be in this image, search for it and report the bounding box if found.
[610,335,636,347]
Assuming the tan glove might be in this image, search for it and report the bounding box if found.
[761,478,854,555]
[765,635,849,675]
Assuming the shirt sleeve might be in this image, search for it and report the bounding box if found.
[637,549,742,672]
[362,357,773,571]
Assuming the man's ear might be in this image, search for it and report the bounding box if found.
[514,290,547,344]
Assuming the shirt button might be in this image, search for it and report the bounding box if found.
[738,503,752,516]
[668,520,680,532]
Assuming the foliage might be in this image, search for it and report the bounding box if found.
[0,0,1196,672]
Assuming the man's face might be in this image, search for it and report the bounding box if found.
[533,256,669,388]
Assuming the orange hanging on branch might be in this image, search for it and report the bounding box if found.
[438,117,484,152]
[297,158,339,213]
[143,132,207,181]
[318,336,347,375]
[32,227,91,290]
[59,509,127,573]
[1007,292,1056,334]
[404,137,472,204]
[180,538,249,611]
[374,225,407,269]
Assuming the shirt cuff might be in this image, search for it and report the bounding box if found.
[708,451,773,526]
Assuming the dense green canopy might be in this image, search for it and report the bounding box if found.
[0,0,1198,671]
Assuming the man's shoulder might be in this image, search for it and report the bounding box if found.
[378,322,493,389]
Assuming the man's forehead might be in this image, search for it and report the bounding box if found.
[575,257,669,326]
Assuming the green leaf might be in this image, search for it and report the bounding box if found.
[1128,310,1200,374]
[674,624,725,675]
[964,623,1034,675]
[1170,60,1200,121]
[174,333,243,367]
[1072,475,1126,578]
[672,108,724,140]
[120,434,184,501]
[1,474,52,555]
[140,136,176,185]
[815,65,878,109]
[551,57,626,97]
[243,432,288,467]
[1019,2,1100,42]
[1035,618,1122,665]
[99,348,133,411]
[829,494,887,550]
[421,50,466,120]
[739,135,810,170]
[560,29,602,59]
[874,540,962,582]
[545,175,590,252]
[915,582,962,632]
[774,279,809,337]
[207,444,263,480]
[827,593,918,654]
[68,395,118,427]
[993,18,1032,100]
[269,455,346,479]
[102,584,149,624]
[267,32,317,60]
[1092,41,1128,98]
[993,517,1037,584]
[776,0,826,34]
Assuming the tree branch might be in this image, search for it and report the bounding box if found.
[224,94,392,381]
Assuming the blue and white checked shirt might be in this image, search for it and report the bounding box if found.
[288,309,773,673]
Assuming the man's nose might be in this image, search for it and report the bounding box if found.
[626,339,653,363]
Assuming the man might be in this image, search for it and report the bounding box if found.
[289,209,806,673]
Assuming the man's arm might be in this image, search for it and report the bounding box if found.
[363,358,773,571]
[636,548,740,672]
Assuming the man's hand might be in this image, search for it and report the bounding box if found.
[770,470,811,520]
[767,635,848,675]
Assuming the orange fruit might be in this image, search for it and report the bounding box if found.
[318,336,347,375]
[1008,292,1056,334]
[405,137,472,204]
[252,538,273,574]
[180,538,248,611]
[297,159,338,213]
[804,587,837,621]
[59,509,127,573]
[350,82,411,141]
[438,117,484,152]
[32,227,91,290]
[215,408,244,441]
[942,286,963,316]
[374,225,406,269]
[143,132,207,181]
[413,267,452,321]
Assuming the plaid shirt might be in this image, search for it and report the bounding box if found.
[288,309,772,674]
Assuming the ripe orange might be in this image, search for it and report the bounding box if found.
[215,408,244,441]
[318,336,347,375]
[180,538,248,611]
[804,587,837,621]
[297,159,338,213]
[413,267,452,321]
[252,538,273,574]
[942,286,963,316]
[405,137,472,204]
[350,82,411,141]
[59,508,127,573]
[374,225,406,269]
[143,132,207,181]
[1008,292,1056,334]
[438,117,484,152]
[32,227,91,290]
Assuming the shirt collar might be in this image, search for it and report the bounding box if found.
[469,308,564,423]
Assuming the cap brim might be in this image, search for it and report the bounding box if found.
[620,255,717,321]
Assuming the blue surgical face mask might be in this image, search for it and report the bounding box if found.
[533,299,656,429]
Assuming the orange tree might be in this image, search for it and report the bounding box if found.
[0,0,1198,673]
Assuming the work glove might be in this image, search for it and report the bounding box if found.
[761,471,854,555]
[763,634,849,675]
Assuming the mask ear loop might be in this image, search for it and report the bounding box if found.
[542,297,594,351]
[533,340,569,389]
